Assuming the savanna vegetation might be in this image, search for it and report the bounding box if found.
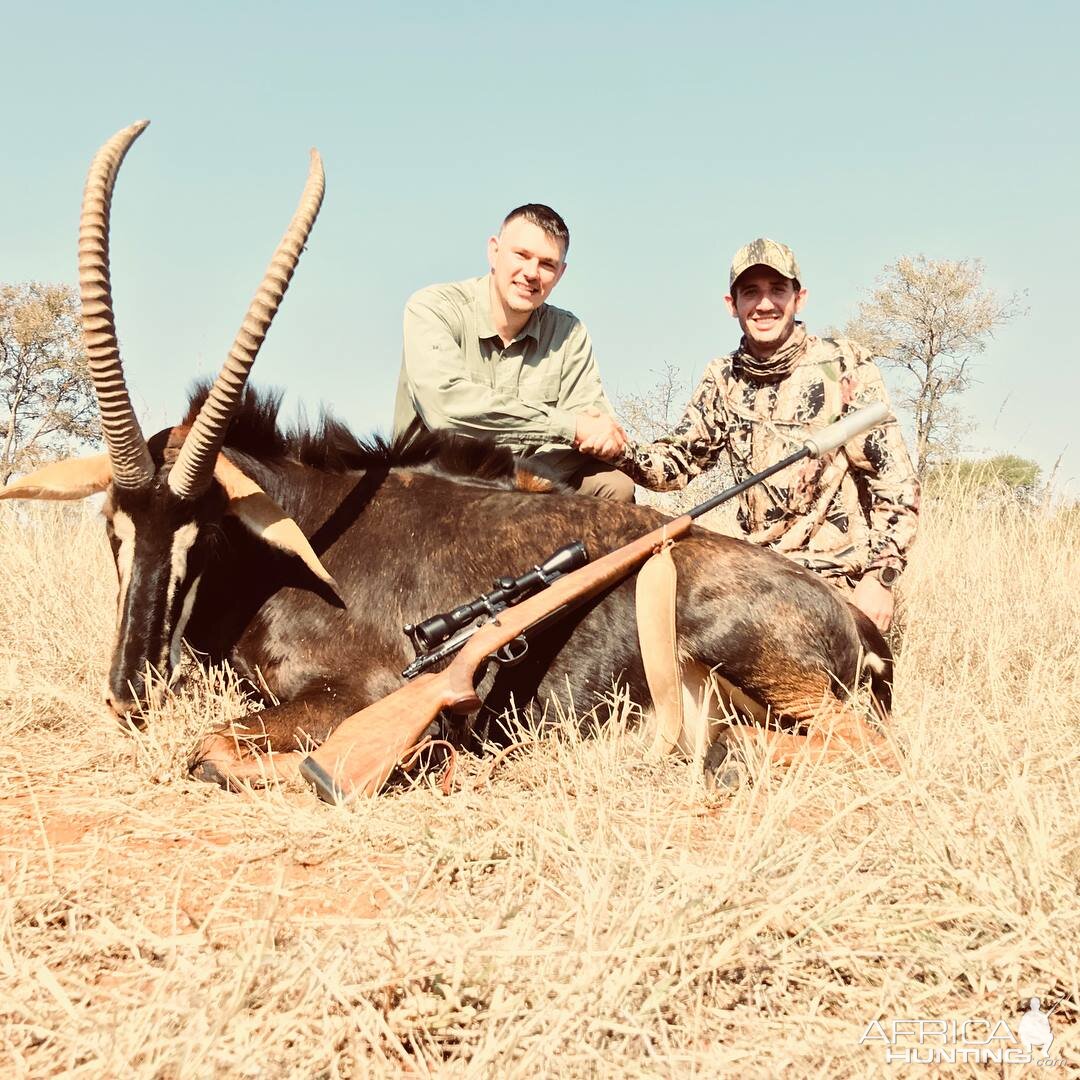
[2,472,1077,1077]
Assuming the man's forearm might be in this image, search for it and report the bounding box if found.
[409,380,577,446]
[865,482,919,574]
[617,440,697,491]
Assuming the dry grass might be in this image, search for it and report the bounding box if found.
[1,483,1078,1077]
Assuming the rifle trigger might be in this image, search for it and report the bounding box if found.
[493,636,528,666]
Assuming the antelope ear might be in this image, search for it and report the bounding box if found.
[0,455,112,501]
[214,455,341,598]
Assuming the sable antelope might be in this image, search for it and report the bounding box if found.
[1,122,895,790]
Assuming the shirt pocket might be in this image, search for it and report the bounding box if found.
[516,369,562,404]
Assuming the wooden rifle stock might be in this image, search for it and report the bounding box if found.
[297,402,890,804]
[299,515,693,803]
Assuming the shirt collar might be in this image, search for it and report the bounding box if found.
[474,274,542,344]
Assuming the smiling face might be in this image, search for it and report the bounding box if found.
[487,216,567,324]
[725,266,807,358]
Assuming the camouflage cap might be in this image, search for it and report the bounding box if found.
[729,238,801,290]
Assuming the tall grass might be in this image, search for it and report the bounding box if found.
[1,480,1077,1077]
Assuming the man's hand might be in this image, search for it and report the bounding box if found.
[851,573,894,633]
[574,407,628,462]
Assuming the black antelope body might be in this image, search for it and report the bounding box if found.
[1,122,895,790]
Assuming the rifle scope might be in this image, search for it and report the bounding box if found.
[404,539,589,652]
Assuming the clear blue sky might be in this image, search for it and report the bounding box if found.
[3,1,1077,493]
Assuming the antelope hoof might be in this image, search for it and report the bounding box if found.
[189,733,243,791]
[703,732,744,792]
[190,758,232,790]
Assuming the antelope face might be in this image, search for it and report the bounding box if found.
[0,120,335,725]
[101,477,228,718]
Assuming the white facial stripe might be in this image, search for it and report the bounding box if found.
[169,574,201,679]
[113,511,136,614]
[166,522,199,609]
[864,651,887,677]
[162,522,200,670]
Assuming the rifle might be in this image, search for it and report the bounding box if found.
[401,539,589,679]
[298,402,889,804]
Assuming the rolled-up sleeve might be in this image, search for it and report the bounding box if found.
[402,294,571,446]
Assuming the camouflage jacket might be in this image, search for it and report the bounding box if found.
[619,330,920,579]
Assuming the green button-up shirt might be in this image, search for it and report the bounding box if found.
[392,275,615,454]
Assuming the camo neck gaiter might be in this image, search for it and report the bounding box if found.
[734,322,808,382]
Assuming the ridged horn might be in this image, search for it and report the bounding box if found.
[80,120,155,491]
[168,149,325,500]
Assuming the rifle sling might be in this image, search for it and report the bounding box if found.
[636,541,685,757]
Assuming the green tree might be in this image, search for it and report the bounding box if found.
[0,282,99,485]
[926,454,1041,504]
[842,256,1023,477]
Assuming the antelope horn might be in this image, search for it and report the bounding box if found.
[80,120,155,491]
[168,150,325,500]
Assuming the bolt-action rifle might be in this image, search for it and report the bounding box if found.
[401,539,589,679]
[298,402,889,804]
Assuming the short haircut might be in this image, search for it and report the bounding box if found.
[501,204,570,255]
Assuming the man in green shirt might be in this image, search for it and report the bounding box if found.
[393,204,635,501]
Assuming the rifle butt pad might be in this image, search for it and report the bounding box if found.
[299,755,346,805]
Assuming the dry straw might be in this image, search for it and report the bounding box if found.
[1,476,1078,1077]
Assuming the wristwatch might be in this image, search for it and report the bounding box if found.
[873,566,901,589]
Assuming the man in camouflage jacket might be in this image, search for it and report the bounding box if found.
[612,238,919,631]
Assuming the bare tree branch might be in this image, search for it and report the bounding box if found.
[842,256,1024,477]
[615,362,737,526]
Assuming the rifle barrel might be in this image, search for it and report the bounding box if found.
[687,402,888,521]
